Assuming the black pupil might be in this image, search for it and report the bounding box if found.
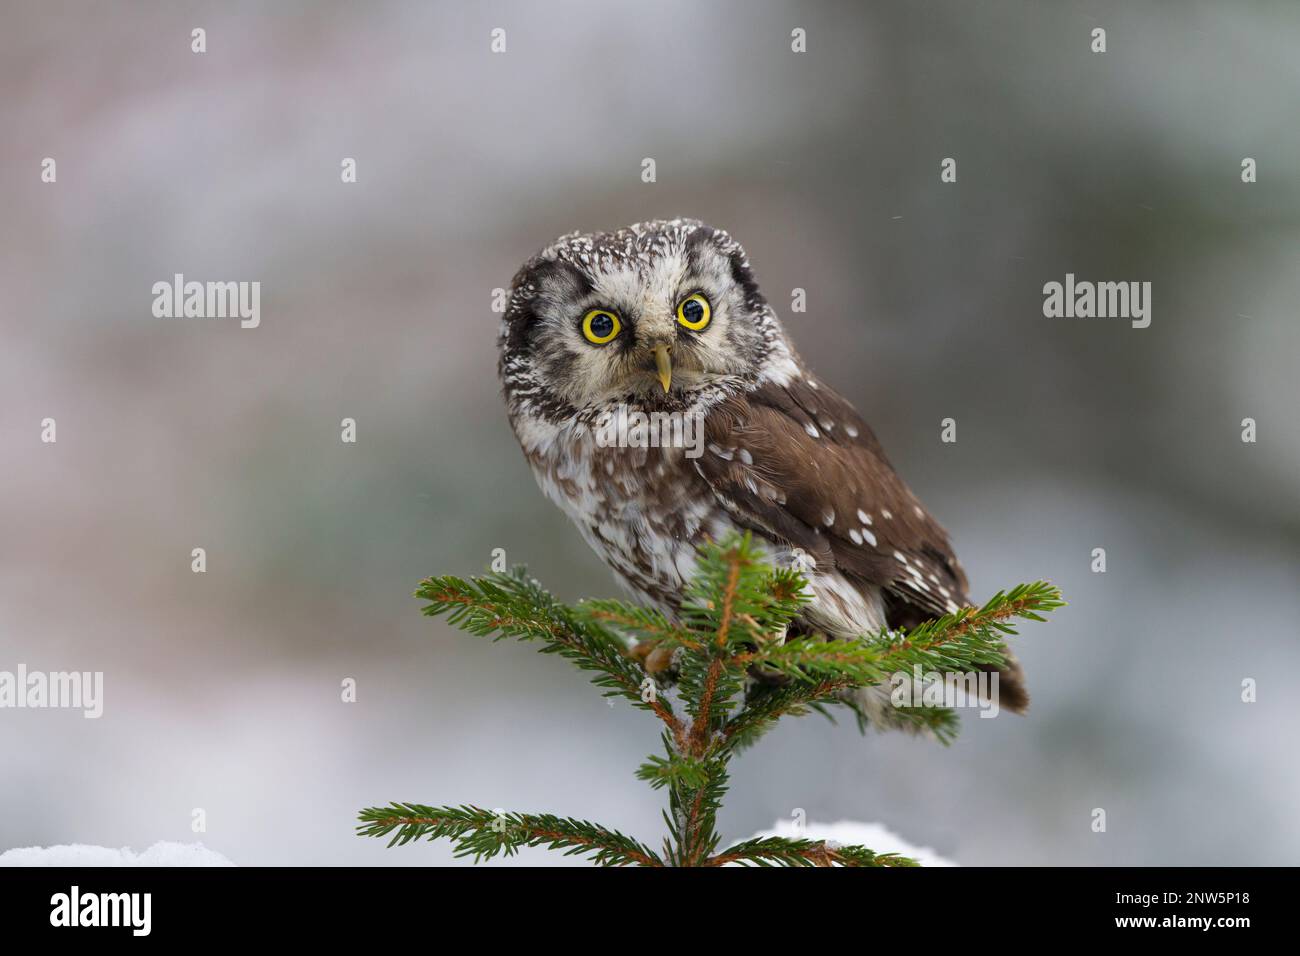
[682,299,704,324]
[590,313,613,338]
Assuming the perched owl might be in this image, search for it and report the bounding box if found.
[499,219,1027,724]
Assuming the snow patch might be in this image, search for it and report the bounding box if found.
[746,819,957,867]
[0,841,234,867]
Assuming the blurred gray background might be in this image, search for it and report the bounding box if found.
[2,0,1297,865]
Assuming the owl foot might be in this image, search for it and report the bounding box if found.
[630,640,676,676]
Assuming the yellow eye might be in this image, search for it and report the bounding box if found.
[581,309,621,345]
[676,293,711,331]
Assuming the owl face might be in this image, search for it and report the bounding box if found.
[501,219,777,415]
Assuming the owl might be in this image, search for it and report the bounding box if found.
[498,219,1026,725]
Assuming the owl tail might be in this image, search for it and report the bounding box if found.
[988,652,1030,714]
[848,647,1029,736]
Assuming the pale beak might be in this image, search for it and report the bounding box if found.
[652,344,672,393]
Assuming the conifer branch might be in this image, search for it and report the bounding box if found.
[636,741,714,790]
[687,545,743,756]
[717,677,855,752]
[732,581,1062,687]
[416,570,686,741]
[356,803,662,866]
[706,836,919,868]
[577,600,704,652]
[665,760,731,867]
[369,534,1064,867]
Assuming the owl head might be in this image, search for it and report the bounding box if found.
[500,219,787,418]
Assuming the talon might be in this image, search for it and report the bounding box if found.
[644,645,675,675]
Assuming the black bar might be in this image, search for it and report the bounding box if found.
[0,866,1276,941]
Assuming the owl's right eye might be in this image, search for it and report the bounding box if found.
[581,309,621,345]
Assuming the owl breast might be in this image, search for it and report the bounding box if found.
[519,415,736,609]
[511,408,888,638]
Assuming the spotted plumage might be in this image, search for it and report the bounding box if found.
[499,219,1027,722]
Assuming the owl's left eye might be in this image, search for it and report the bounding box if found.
[581,309,622,345]
[676,293,711,331]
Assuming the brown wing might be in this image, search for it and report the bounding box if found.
[694,374,970,626]
[695,373,1031,712]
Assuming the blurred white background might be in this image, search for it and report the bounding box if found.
[1,0,1297,865]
